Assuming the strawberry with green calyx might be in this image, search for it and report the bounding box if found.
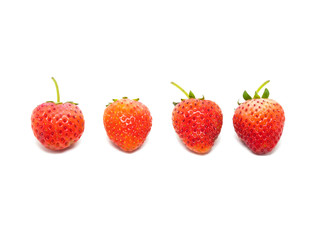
[103,97,152,152]
[233,80,285,155]
[171,82,223,154]
[31,77,85,151]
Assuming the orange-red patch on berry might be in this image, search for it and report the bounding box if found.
[103,99,152,152]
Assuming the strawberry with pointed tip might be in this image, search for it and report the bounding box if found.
[31,77,85,150]
[103,97,152,152]
[233,80,285,154]
[171,82,223,154]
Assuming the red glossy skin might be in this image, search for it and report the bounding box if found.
[31,102,85,150]
[172,99,223,154]
[233,98,285,154]
[103,99,152,152]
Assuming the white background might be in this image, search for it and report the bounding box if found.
[0,0,319,239]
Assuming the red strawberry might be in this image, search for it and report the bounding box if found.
[233,80,285,154]
[31,77,85,151]
[171,82,223,154]
[103,97,152,152]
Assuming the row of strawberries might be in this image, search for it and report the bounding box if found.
[31,78,285,155]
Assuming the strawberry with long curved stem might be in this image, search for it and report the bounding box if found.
[233,80,285,154]
[171,82,223,154]
[31,77,85,151]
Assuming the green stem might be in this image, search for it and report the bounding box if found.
[51,77,60,103]
[256,80,270,94]
[171,82,189,98]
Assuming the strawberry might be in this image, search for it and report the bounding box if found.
[171,82,223,154]
[31,77,85,151]
[233,80,285,154]
[103,97,152,152]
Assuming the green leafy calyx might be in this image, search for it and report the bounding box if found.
[171,82,205,106]
[106,97,140,107]
[238,80,270,105]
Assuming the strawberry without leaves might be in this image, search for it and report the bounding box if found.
[103,97,152,152]
[171,82,223,154]
[233,80,285,154]
[31,77,85,151]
